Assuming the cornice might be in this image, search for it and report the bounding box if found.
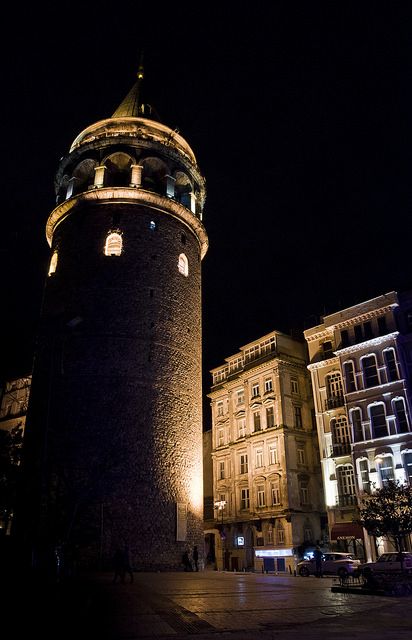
[335,332,399,356]
[307,356,339,371]
[46,188,208,258]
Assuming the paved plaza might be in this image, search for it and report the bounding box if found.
[16,569,410,639]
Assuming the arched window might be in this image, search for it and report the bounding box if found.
[178,253,188,277]
[48,251,58,276]
[376,455,394,486]
[392,397,409,433]
[361,354,380,388]
[336,464,356,505]
[350,407,364,442]
[343,361,357,392]
[358,458,371,493]
[383,348,399,382]
[368,402,388,439]
[104,232,123,256]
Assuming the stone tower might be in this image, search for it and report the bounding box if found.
[18,67,208,571]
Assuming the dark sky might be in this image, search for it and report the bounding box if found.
[2,5,412,409]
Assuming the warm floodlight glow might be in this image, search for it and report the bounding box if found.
[48,251,58,276]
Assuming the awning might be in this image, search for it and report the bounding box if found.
[330,523,364,541]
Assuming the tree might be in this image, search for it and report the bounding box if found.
[0,425,24,535]
[357,480,412,559]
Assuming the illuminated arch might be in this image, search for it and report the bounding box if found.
[178,253,188,277]
[104,232,123,256]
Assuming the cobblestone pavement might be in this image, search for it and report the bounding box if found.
[74,570,412,639]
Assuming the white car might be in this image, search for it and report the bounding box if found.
[361,552,412,575]
[297,552,361,578]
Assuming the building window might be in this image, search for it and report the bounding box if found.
[217,401,224,417]
[237,418,246,439]
[253,411,261,432]
[104,231,123,256]
[264,378,273,392]
[322,341,333,358]
[377,315,388,335]
[377,455,394,485]
[218,460,225,480]
[236,389,245,405]
[340,329,350,347]
[383,348,399,382]
[178,253,188,276]
[359,459,371,493]
[271,480,281,505]
[331,416,350,445]
[297,445,306,465]
[392,397,409,433]
[350,408,364,442]
[299,479,309,505]
[48,251,58,275]
[291,377,299,394]
[369,403,388,439]
[149,220,157,230]
[240,487,250,510]
[269,442,279,465]
[294,406,303,429]
[343,361,357,393]
[354,324,363,342]
[266,406,275,428]
[251,383,260,398]
[267,526,273,544]
[326,372,343,400]
[217,429,224,447]
[337,464,356,499]
[256,449,264,468]
[277,526,285,544]
[257,485,265,507]
[363,321,374,340]
[361,355,380,388]
[403,452,412,485]
[240,454,248,475]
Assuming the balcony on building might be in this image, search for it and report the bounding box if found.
[329,442,351,457]
[335,494,357,507]
[324,395,345,411]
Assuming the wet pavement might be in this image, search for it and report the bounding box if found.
[9,569,412,638]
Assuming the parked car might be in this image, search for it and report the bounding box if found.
[361,552,412,575]
[297,552,361,578]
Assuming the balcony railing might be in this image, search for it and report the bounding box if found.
[336,494,357,507]
[330,442,351,457]
[324,395,345,411]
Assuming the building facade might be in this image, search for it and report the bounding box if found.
[15,70,208,571]
[208,331,325,573]
[304,291,412,561]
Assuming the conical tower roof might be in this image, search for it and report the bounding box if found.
[112,63,145,118]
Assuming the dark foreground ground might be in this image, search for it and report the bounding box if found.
[4,569,412,639]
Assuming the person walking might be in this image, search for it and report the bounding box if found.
[313,546,323,578]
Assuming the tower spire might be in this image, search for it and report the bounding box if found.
[112,54,146,118]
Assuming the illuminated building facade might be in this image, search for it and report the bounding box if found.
[16,70,208,570]
[208,331,325,573]
[304,291,412,560]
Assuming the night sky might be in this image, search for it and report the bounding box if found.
[2,5,412,421]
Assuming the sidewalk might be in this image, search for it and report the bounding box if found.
[6,569,412,639]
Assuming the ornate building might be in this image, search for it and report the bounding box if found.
[16,68,208,570]
[304,291,412,560]
[208,330,325,573]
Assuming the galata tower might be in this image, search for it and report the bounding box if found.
[17,66,208,571]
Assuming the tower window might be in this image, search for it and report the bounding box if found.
[104,232,123,256]
[48,251,58,276]
[149,220,157,230]
[178,253,188,277]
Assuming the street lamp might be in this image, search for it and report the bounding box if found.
[214,499,226,570]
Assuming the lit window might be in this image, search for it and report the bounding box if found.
[104,232,123,256]
[377,455,394,485]
[48,251,58,276]
[149,220,157,230]
[178,253,188,276]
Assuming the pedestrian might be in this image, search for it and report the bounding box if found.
[313,545,323,578]
[122,545,134,583]
[193,545,199,571]
[182,550,192,571]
